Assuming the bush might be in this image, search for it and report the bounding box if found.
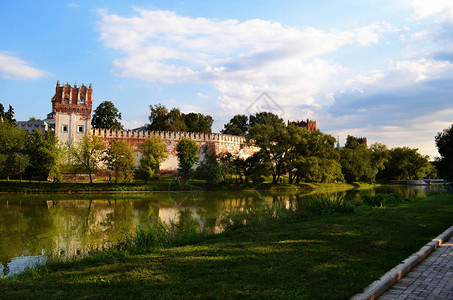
[362,193,408,207]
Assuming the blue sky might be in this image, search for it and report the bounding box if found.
[1,0,453,159]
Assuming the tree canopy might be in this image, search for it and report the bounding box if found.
[221,114,249,136]
[138,136,168,183]
[148,104,213,133]
[176,137,200,174]
[435,124,453,181]
[91,101,123,130]
[105,140,136,183]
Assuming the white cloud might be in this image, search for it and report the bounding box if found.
[412,0,453,22]
[0,52,50,80]
[98,9,391,118]
[68,3,79,8]
[197,92,209,99]
[346,58,453,91]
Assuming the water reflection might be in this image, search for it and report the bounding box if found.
[0,185,446,276]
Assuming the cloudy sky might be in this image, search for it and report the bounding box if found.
[1,0,453,159]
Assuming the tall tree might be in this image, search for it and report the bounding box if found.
[70,135,106,183]
[290,129,343,184]
[380,147,434,180]
[25,130,61,181]
[249,112,284,127]
[138,136,168,183]
[247,114,297,184]
[148,104,169,131]
[91,101,123,130]
[221,115,249,136]
[176,137,200,174]
[167,108,187,132]
[435,124,453,181]
[339,145,375,183]
[105,140,136,183]
[0,122,29,180]
[183,112,213,133]
[5,104,15,123]
[0,103,5,122]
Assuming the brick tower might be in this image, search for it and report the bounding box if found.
[51,81,93,145]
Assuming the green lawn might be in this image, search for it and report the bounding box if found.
[0,178,356,193]
[1,193,452,299]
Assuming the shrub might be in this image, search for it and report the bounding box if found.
[362,193,407,207]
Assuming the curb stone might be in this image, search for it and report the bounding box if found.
[351,225,453,300]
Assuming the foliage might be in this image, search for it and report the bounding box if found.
[339,145,377,183]
[176,138,200,174]
[290,129,344,184]
[0,103,4,122]
[5,104,15,123]
[0,122,29,180]
[104,140,136,183]
[247,113,296,183]
[362,193,408,207]
[91,101,123,130]
[435,124,453,181]
[183,112,213,133]
[379,147,433,180]
[138,136,167,183]
[147,104,213,133]
[196,153,224,184]
[70,135,106,183]
[249,112,284,127]
[122,209,202,252]
[221,114,249,136]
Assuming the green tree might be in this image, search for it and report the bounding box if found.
[183,112,213,133]
[5,104,15,123]
[0,103,5,122]
[381,147,433,180]
[148,104,169,131]
[345,135,360,149]
[70,135,106,183]
[249,112,284,127]
[339,145,376,183]
[290,129,343,184]
[435,124,453,181]
[247,114,297,183]
[176,138,200,174]
[25,131,62,181]
[221,114,249,136]
[196,154,224,184]
[138,136,168,183]
[105,140,136,183]
[91,101,123,130]
[167,108,187,132]
[0,122,29,180]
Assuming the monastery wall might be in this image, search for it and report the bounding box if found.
[91,128,259,172]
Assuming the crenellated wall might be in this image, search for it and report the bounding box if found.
[91,128,259,172]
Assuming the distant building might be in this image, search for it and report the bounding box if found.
[357,137,367,147]
[17,81,93,145]
[52,81,93,145]
[287,119,317,132]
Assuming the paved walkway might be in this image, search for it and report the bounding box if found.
[378,234,453,300]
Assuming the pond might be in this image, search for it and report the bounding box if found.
[0,185,446,277]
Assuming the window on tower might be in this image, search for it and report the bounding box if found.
[62,125,68,132]
[80,94,86,104]
[77,125,84,133]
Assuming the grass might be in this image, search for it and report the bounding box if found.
[0,178,358,193]
[1,192,452,299]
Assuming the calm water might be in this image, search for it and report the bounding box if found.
[0,185,446,276]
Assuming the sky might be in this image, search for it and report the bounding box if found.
[1,0,453,159]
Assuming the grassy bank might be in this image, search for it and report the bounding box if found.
[1,192,452,299]
[0,178,356,193]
